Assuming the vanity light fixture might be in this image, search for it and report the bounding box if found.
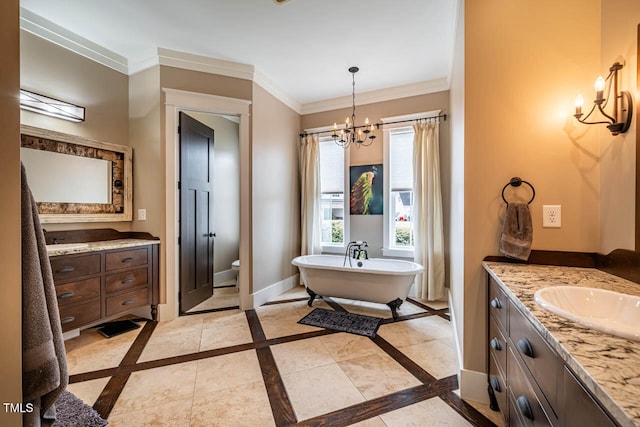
[573,62,633,135]
[332,67,377,149]
[20,89,85,122]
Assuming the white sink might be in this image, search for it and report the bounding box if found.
[534,286,640,342]
[46,242,90,251]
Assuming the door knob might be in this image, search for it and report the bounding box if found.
[209,233,216,238]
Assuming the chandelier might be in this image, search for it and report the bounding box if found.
[332,66,376,148]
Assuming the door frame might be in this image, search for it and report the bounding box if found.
[163,88,252,320]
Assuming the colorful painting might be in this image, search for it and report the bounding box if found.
[350,164,383,215]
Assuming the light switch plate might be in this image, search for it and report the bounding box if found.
[543,205,561,228]
[137,208,147,221]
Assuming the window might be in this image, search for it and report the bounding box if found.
[319,137,348,250]
[386,127,415,254]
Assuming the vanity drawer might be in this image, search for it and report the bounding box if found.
[106,287,150,317]
[509,302,559,412]
[50,254,101,281]
[105,248,148,271]
[59,300,101,332]
[55,277,100,306]
[489,315,508,377]
[489,352,508,420]
[508,347,553,427]
[105,267,148,294]
[488,277,508,331]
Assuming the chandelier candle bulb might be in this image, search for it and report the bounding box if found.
[574,94,584,116]
[595,76,605,103]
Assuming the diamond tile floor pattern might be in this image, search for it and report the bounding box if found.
[64,286,504,427]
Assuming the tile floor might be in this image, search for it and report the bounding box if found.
[64,286,504,427]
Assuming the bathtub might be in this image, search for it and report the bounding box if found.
[291,255,424,320]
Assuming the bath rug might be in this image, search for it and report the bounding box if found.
[298,308,383,338]
[52,391,108,427]
[97,319,140,338]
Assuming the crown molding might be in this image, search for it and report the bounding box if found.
[301,78,449,115]
[20,7,128,74]
[156,48,255,81]
[253,70,302,114]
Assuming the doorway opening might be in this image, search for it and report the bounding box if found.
[179,111,240,314]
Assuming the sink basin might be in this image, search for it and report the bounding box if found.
[534,286,640,342]
[46,242,90,251]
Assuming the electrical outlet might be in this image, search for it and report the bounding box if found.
[137,209,147,221]
[543,205,561,228]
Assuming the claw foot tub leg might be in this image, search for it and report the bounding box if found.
[306,287,319,307]
[387,298,403,320]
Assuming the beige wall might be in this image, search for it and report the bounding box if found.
[301,92,451,264]
[251,83,301,293]
[20,30,132,233]
[462,1,601,378]
[0,1,22,425]
[187,112,240,277]
[600,0,639,252]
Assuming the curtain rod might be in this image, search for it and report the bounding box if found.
[299,113,447,138]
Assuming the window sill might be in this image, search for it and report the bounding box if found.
[382,247,414,259]
[321,245,346,255]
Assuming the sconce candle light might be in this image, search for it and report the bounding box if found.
[20,89,85,122]
[573,62,633,135]
[332,67,377,149]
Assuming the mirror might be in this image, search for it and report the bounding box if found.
[20,125,132,223]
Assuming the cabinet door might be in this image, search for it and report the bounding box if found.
[560,367,616,427]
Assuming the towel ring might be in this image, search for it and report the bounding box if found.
[501,177,535,205]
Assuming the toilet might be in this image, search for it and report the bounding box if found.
[232,259,240,288]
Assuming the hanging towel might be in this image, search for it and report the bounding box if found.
[21,162,68,426]
[499,202,533,261]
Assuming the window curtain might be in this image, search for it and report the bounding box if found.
[412,121,446,300]
[299,134,321,256]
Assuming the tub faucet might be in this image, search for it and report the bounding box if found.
[343,241,368,267]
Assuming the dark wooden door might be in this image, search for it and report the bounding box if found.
[179,112,215,312]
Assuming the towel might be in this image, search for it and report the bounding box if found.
[21,162,68,426]
[499,202,533,261]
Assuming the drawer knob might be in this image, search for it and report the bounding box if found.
[516,395,534,421]
[517,338,535,358]
[58,292,74,299]
[122,299,134,306]
[490,298,502,309]
[121,277,135,285]
[490,376,501,393]
[121,257,135,263]
[58,266,75,274]
[61,316,76,324]
[490,337,502,351]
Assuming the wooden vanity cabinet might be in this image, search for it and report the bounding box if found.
[487,275,618,427]
[51,244,159,332]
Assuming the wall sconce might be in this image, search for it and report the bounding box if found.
[574,62,633,135]
[20,89,85,122]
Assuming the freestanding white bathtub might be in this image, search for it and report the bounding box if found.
[291,255,424,320]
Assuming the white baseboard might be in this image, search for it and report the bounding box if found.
[448,289,490,404]
[215,268,237,285]
[251,274,299,308]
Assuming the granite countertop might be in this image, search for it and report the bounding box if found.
[483,261,640,427]
[46,238,160,257]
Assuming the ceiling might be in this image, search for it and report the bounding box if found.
[19,0,458,110]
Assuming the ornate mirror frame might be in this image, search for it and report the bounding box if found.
[20,124,132,223]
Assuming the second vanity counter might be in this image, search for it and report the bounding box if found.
[46,238,159,256]
[484,261,640,427]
